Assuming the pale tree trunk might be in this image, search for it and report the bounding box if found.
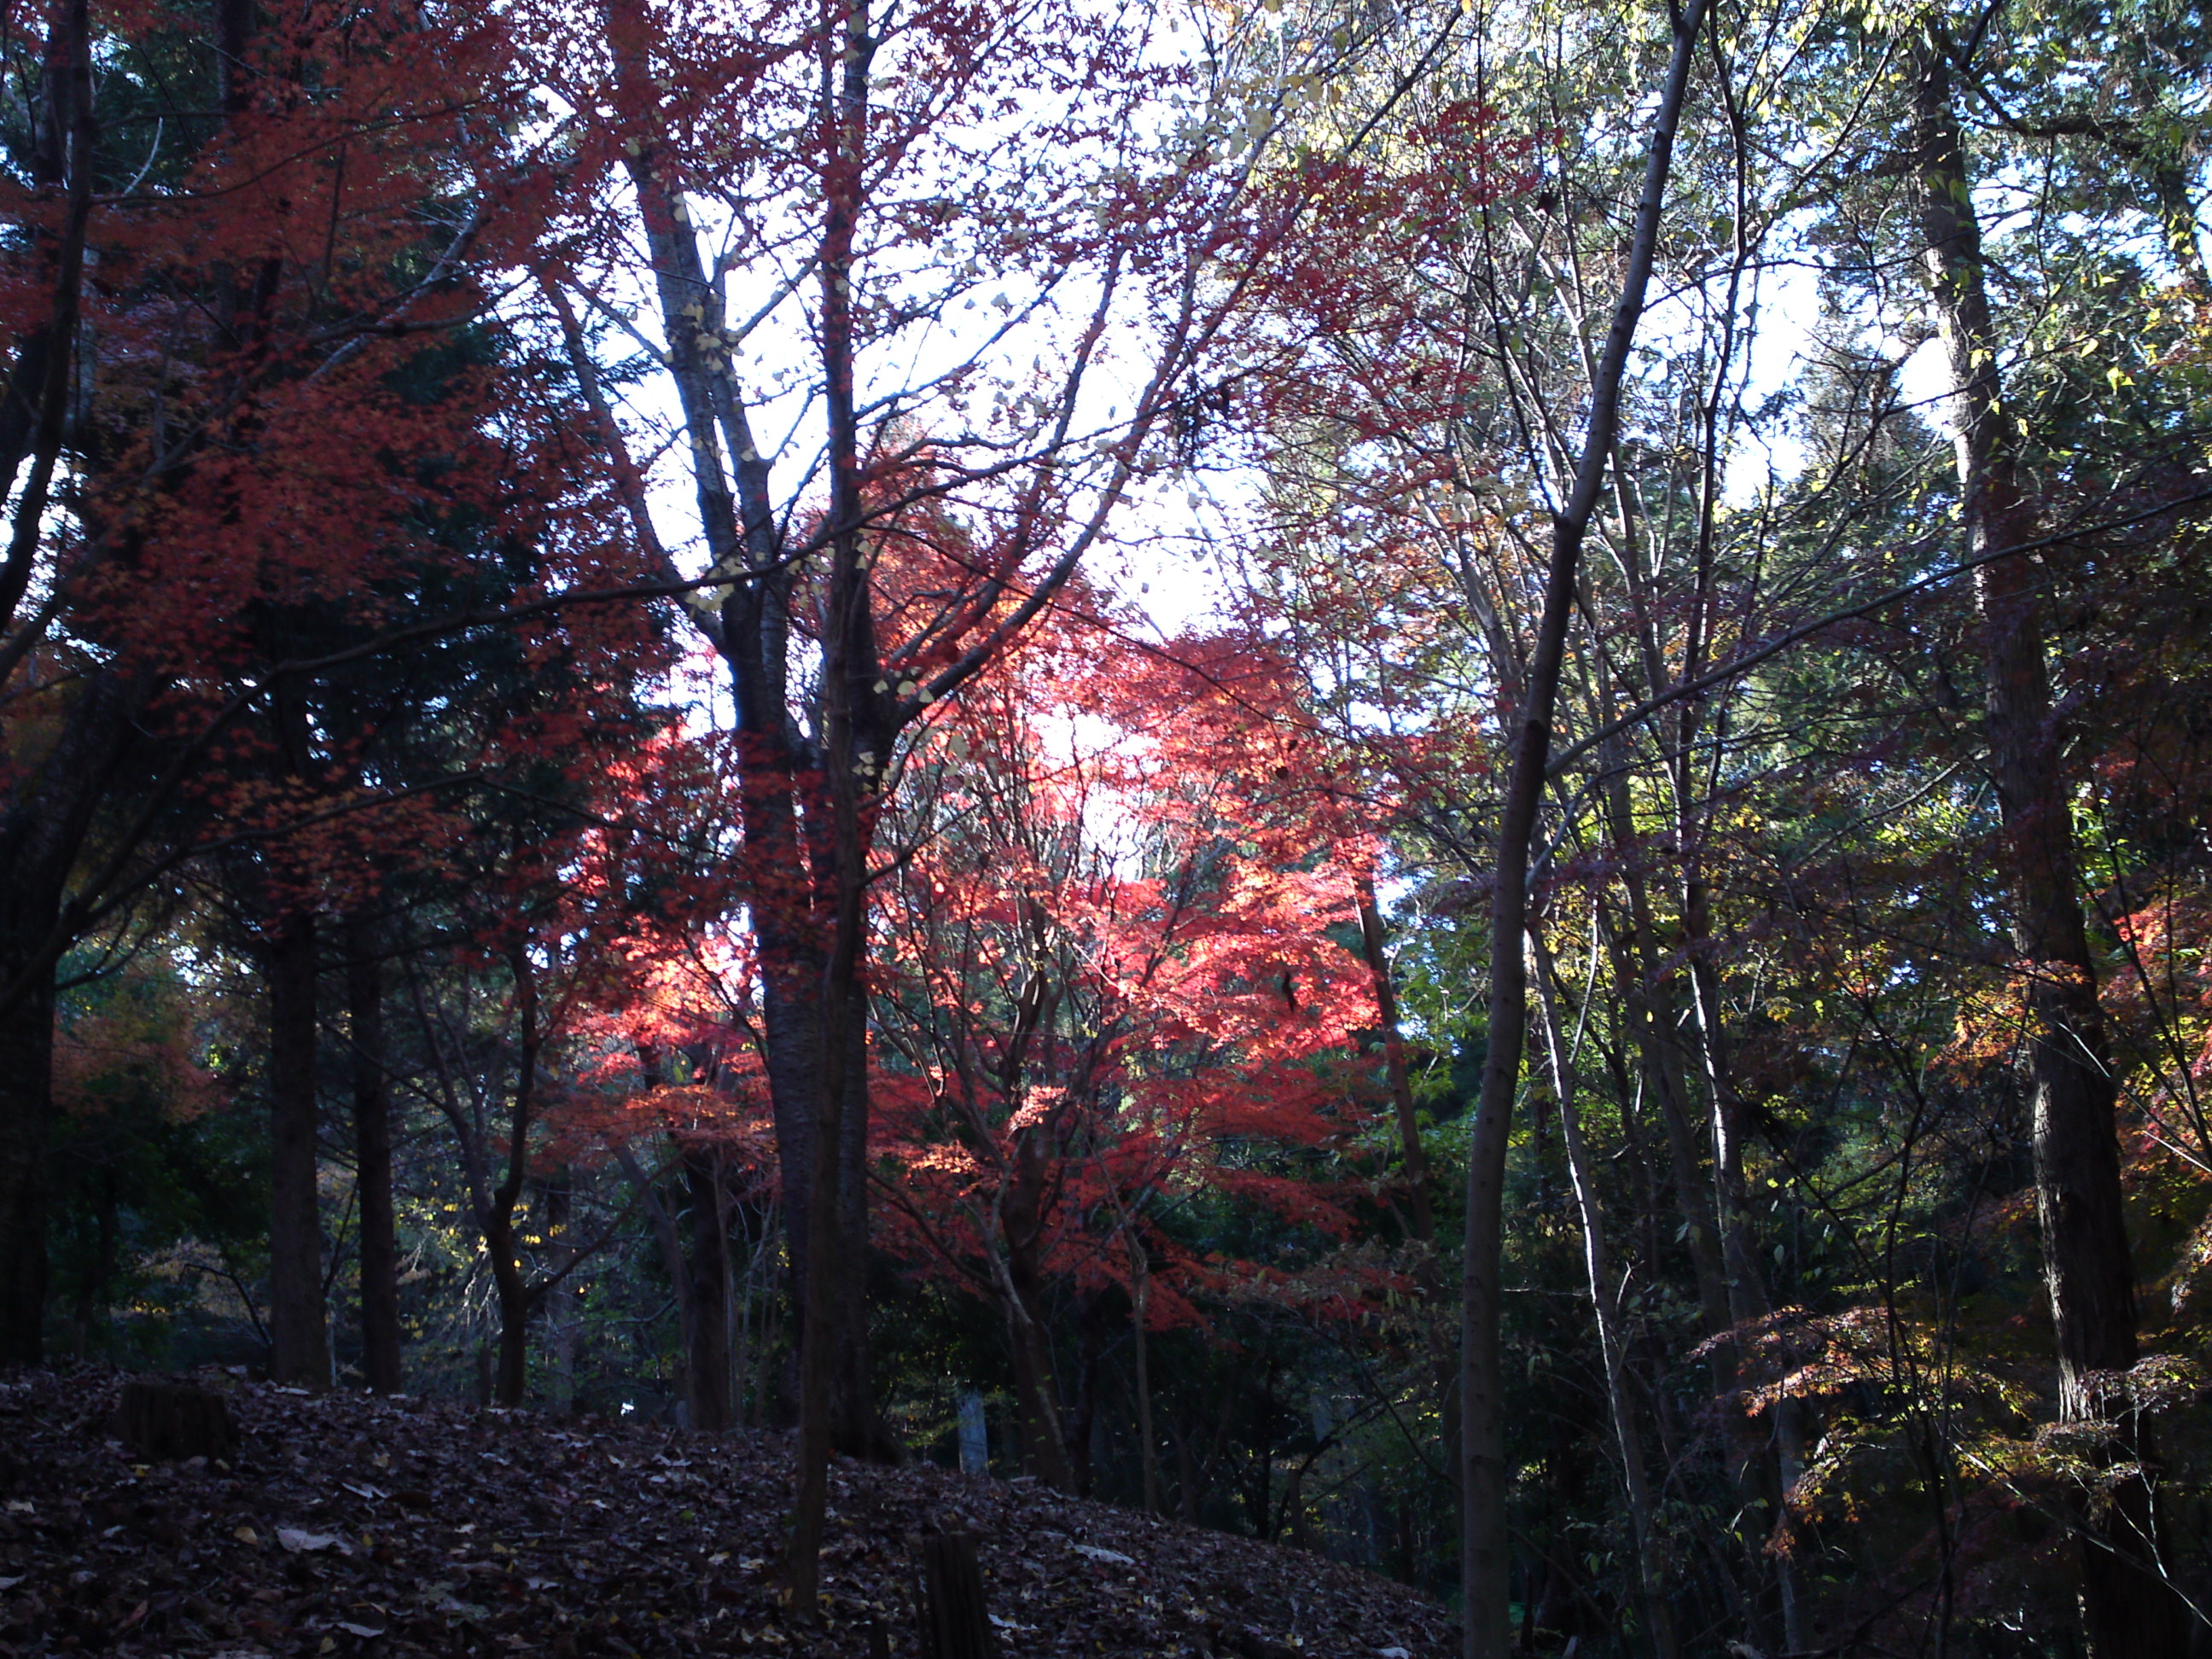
[1910,37,2190,1657]
[1680,879,1809,1650]
[266,913,330,1389]
[1457,6,1707,1653]
[1529,927,1676,1659]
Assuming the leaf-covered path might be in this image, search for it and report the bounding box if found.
[0,1371,1452,1659]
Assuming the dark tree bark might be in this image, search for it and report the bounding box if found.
[0,944,57,1366]
[1910,38,2191,1658]
[683,1145,734,1430]
[1456,5,1707,1652]
[1355,875,1435,1245]
[265,911,329,1389]
[346,923,402,1394]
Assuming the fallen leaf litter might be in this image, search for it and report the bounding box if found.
[0,1370,1453,1658]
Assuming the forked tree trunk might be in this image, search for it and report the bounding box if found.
[266,912,329,1389]
[1456,6,1706,1653]
[1910,38,2190,1658]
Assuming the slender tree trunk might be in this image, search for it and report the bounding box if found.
[1458,9,1705,1653]
[488,942,542,1409]
[1356,875,1435,1245]
[1130,1235,1160,1513]
[1911,39,2190,1657]
[624,1145,701,1413]
[346,923,402,1395]
[1530,930,1676,1659]
[546,1171,578,1413]
[71,1171,118,1356]
[1681,888,1809,1651]
[267,912,330,1389]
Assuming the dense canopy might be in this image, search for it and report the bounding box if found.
[4,0,2211,1655]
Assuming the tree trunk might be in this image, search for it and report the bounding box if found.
[0,667,143,1365]
[546,1171,578,1413]
[0,945,55,1365]
[1355,875,1434,1244]
[1002,1252,1077,1488]
[486,1204,533,1407]
[346,923,402,1395]
[1130,1237,1160,1513]
[787,0,888,1599]
[1911,39,2189,1657]
[1457,8,1705,1653]
[624,1145,701,1414]
[266,911,329,1389]
[1530,928,1676,1659]
[487,941,543,1410]
[684,1144,734,1430]
[1681,883,1808,1652]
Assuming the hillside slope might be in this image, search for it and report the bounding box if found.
[0,1371,1452,1658]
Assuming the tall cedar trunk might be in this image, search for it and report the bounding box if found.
[347,925,402,1394]
[1911,39,2189,1656]
[684,1146,734,1430]
[1457,9,1704,1653]
[266,912,329,1388]
[1598,763,1732,1336]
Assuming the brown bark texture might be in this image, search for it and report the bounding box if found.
[266,913,329,1389]
[1911,38,2190,1658]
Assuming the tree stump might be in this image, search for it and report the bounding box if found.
[906,1529,997,1659]
[114,1379,237,1461]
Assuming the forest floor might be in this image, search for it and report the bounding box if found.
[0,1369,1453,1659]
